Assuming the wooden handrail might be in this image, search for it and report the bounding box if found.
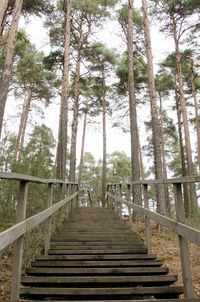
[107,175,200,186]
[0,171,79,301]
[107,192,200,246]
[0,192,78,252]
[0,171,78,185]
[107,178,200,299]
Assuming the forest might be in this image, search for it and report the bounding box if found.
[0,0,200,220]
[0,0,200,300]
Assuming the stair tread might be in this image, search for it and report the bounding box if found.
[26,267,169,275]
[20,286,184,295]
[21,275,178,284]
[31,260,163,267]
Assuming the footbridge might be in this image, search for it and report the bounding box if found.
[0,172,200,302]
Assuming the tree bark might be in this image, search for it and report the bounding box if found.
[137,128,145,180]
[14,90,32,161]
[142,0,166,215]
[127,0,141,205]
[159,93,171,216]
[175,86,190,216]
[0,0,8,44]
[0,0,23,138]
[102,76,107,207]
[78,104,88,188]
[171,15,197,212]
[69,43,82,182]
[56,0,71,180]
[190,60,200,172]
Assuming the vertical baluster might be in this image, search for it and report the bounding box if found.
[10,181,28,301]
[173,183,194,298]
[45,183,53,254]
[119,184,123,219]
[127,185,132,226]
[143,184,152,254]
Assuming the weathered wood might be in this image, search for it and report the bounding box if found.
[45,183,53,254]
[0,192,78,251]
[174,183,194,298]
[18,299,200,302]
[10,181,28,301]
[107,175,200,187]
[143,184,152,254]
[107,193,200,246]
[20,285,184,296]
[21,274,177,284]
[0,171,78,185]
[26,266,168,275]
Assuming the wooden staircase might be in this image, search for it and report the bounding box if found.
[20,207,197,301]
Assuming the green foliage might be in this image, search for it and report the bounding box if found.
[107,151,131,182]
[13,33,57,102]
[7,0,54,17]
[115,52,148,95]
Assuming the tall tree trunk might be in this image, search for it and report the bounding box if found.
[69,44,82,182]
[171,15,197,212]
[102,83,107,207]
[159,93,171,216]
[0,0,8,44]
[0,0,23,138]
[175,86,190,216]
[14,90,32,161]
[190,60,200,172]
[56,0,71,180]
[142,0,166,215]
[137,129,145,180]
[127,0,141,205]
[78,105,88,188]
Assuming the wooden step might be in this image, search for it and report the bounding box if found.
[20,206,188,301]
[31,259,163,267]
[19,298,200,302]
[26,266,169,276]
[36,254,156,260]
[21,275,178,286]
[20,286,184,298]
[48,248,148,254]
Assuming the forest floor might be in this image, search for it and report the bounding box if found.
[0,219,200,300]
[131,221,200,298]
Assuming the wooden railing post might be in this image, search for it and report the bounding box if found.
[143,184,152,254]
[173,183,194,298]
[10,181,28,302]
[127,185,132,226]
[45,183,53,255]
[60,183,65,223]
[119,184,123,219]
[76,184,79,208]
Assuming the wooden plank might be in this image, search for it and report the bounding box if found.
[107,175,200,186]
[45,183,53,254]
[21,274,177,284]
[19,299,200,302]
[0,171,78,185]
[0,192,78,251]
[10,181,28,301]
[174,183,194,298]
[26,266,169,275]
[107,193,200,246]
[20,286,184,296]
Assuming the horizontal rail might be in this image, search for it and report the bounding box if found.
[107,192,200,246]
[0,172,78,185]
[0,192,78,251]
[107,175,200,187]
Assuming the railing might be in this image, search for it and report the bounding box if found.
[0,172,78,301]
[106,177,200,299]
